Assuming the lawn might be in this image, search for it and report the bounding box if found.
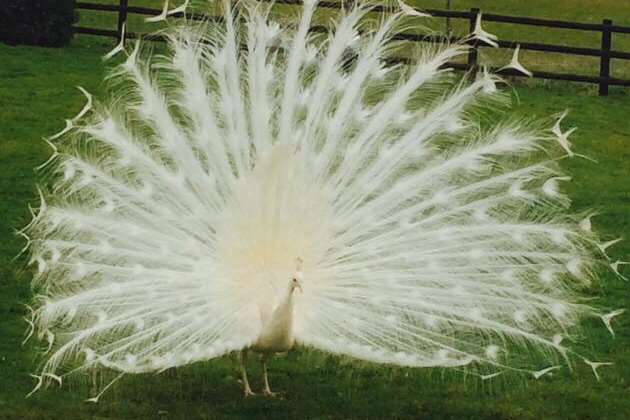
[1,4,630,419]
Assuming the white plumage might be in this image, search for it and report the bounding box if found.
[25,0,620,398]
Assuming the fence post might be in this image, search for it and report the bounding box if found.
[599,19,613,96]
[467,8,480,72]
[117,0,129,44]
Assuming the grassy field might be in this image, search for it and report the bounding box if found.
[1,3,630,419]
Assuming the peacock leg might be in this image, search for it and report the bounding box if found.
[261,354,280,397]
[240,350,255,397]
[90,369,98,394]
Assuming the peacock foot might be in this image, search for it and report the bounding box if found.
[262,389,283,399]
[243,387,256,398]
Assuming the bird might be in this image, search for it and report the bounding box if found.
[24,0,622,399]
[240,258,303,396]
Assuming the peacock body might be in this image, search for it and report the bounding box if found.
[24,0,622,398]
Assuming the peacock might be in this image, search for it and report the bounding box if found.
[23,0,625,399]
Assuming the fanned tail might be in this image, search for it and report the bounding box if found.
[25,1,616,392]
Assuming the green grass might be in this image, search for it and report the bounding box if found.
[2,13,630,420]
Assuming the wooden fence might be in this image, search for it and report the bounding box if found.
[73,0,630,95]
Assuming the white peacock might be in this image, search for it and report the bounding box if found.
[23,0,624,399]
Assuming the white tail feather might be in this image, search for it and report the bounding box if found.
[27,2,609,391]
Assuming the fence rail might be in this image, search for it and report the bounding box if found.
[73,0,630,95]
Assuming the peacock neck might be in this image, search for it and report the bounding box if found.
[251,281,298,353]
[281,284,296,310]
[270,284,296,324]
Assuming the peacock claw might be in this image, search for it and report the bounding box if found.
[262,389,283,398]
[243,388,256,398]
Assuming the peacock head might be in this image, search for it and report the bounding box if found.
[291,269,304,293]
[290,258,304,294]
